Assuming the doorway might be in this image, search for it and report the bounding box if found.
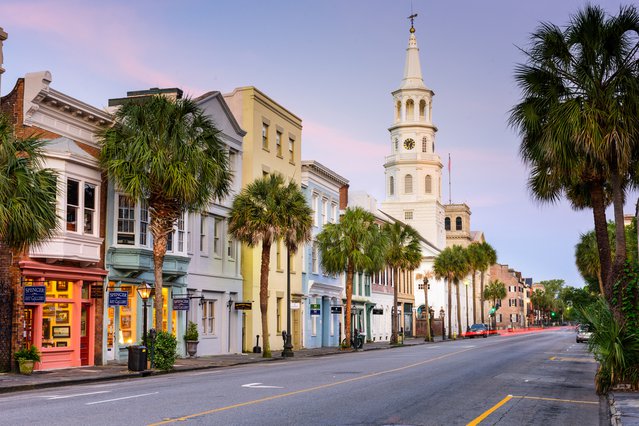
[80,303,90,366]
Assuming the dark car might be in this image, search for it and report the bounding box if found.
[464,323,488,338]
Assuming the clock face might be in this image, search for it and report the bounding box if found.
[404,138,415,150]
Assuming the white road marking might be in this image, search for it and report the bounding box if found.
[242,382,283,389]
[85,391,159,405]
[189,370,225,376]
[40,391,111,400]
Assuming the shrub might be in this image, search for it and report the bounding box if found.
[14,345,41,362]
[153,331,177,371]
[184,321,199,341]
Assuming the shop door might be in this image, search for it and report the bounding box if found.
[23,307,34,346]
[292,309,301,349]
[80,304,90,366]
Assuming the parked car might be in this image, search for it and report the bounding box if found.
[576,324,592,343]
[464,323,488,338]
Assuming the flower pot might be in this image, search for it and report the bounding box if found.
[186,340,199,357]
[18,359,35,375]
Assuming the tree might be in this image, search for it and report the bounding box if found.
[0,114,58,368]
[510,5,639,307]
[229,173,312,358]
[530,289,550,325]
[484,280,507,327]
[478,242,497,323]
[100,95,232,332]
[383,222,422,344]
[466,242,485,325]
[434,245,469,338]
[317,207,386,348]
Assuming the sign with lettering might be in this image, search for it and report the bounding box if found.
[24,286,46,303]
[310,304,321,316]
[90,284,103,299]
[330,306,342,314]
[372,308,384,315]
[291,302,300,310]
[108,291,129,307]
[234,302,252,310]
[172,298,190,311]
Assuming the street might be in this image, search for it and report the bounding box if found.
[0,328,600,425]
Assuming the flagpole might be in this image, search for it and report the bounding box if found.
[448,153,452,205]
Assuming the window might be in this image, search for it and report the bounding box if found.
[394,138,398,152]
[425,175,432,193]
[276,297,283,333]
[66,179,79,232]
[200,215,208,254]
[321,199,327,226]
[422,137,428,153]
[139,200,149,246]
[213,217,222,256]
[404,174,413,194]
[228,150,236,174]
[276,131,282,157]
[389,176,394,196]
[176,215,185,252]
[312,194,319,227]
[288,138,295,163]
[311,242,319,273]
[202,300,215,335]
[117,195,135,245]
[404,211,413,220]
[227,225,236,261]
[331,203,337,223]
[276,239,282,271]
[456,217,462,231]
[302,244,307,273]
[84,183,95,234]
[262,123,269,150]
[311,298,318,336]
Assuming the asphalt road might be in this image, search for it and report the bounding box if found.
[0,328,600,425]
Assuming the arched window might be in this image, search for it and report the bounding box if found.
[395,101,401,121]
[394,138,398,152]
[456,216,462,230]
[432,141,435,152]
[404,174,413,194]
[422,137,428,152]
[419,99,426,119]
[406,99,414,121]
[445,217,451,231]
[389,176,394,196]
[425,175,432,193]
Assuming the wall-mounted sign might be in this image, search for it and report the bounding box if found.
[173,298,190,311]
[90,284,103,299]
[24,286,46,303]
[108,291,129,307]
[372,308,384,315]
[235,302,252,310]
[330,306,342,314]
[310,304,321,316]
[291,302,301,310]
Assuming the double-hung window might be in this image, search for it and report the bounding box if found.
[117,195,136,245]
[201,299,215,335]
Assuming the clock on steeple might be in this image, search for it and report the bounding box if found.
[403,138,415,150]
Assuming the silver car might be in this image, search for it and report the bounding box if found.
[576,325,592,343]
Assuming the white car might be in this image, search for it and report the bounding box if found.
[576,325,592,343]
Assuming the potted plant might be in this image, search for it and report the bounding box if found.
[14,345,41,375]
[184,321,199,357]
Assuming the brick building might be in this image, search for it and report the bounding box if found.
[488,264,526,330]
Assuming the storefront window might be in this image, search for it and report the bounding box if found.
[118,285,136,345]
[152,287,177,335]
[41,280,74,349]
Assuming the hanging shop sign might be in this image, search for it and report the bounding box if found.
[172,298,190,311]
[310,304,321,316]
[24,286,46,303]
[330,306,342,314]
[90,284,103,299]
[372,308,384,315]
[108,291,129,307]
[234,302,252,310]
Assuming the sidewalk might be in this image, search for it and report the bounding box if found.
[0,336,433,394]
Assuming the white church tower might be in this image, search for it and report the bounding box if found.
[381,19,445,250]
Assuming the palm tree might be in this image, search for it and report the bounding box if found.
[316,207,386,348]
[575,230,604,295]
[0,114,58,369]
[483,280,507,328]
[465,242,484,325]
[510,5,639,306]
[478,242,497,323]
[100,95,232,331]
[434,245,469,339]
[530,289,547,325]
[228,173,312,358]
[383,222,422,344]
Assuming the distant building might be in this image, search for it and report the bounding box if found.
[489,264,526,330]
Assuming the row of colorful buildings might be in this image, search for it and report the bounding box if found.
[0,23,542,372]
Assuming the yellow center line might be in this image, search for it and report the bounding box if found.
[549,356,556,360]
[513,395,598,405]
[467,395,512,426]
[148,346,477,425]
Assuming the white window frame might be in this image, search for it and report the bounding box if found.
[321,198,327,226]
[66,178,99,236]
[312,241,319,273]
[331,202,337,223]
[213,216,222,257]
[201,299,216,335]
[262,123,269,150]
[312,194,319,227]
[200,214,209,255]
[276,131,282,157]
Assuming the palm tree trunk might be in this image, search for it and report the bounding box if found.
[447,276,452,339]
[465,281,470,330]
[260,240,272,358]
[344,263,354,348]
[480,272,485,323]
[10,248,26,369]
[152,232,168,332]
[610,172,627,311]
[391,267,399,344]
[590,183,613,302]
[471,271,477,324]
[456,282,462,337]
[597,270,604,297]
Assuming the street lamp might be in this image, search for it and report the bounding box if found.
[439,307,445,341]
[282,246,294,357]
[137,282,153,347]
[423,274,432,342]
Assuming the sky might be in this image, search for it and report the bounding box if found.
[0,0,632,288]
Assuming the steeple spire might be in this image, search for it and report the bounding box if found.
[400,14,426,90]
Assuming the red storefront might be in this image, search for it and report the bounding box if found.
[21,261,106,370]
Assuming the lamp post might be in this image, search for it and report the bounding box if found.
[439,307,445,341]
[282,246,294,357]
[423,274,432,342]
[137,282,153,347]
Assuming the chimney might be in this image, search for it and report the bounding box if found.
[0,27,7,106]
[339,184,349,210]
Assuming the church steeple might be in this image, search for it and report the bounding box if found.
[400,17,426,90]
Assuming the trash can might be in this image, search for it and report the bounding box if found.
[127,345,147,371]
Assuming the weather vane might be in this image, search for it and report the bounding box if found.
[408,13,418,33]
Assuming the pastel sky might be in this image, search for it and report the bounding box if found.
[0,0,632,287]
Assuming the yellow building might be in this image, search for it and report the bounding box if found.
[224,87,304,352]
